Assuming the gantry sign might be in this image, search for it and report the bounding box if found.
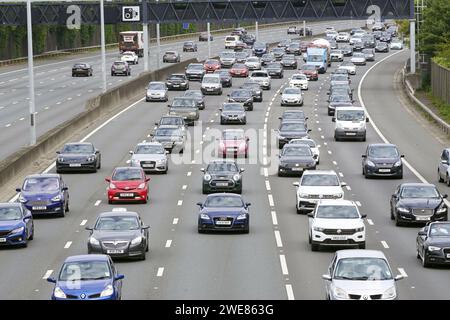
[0,0,413,26]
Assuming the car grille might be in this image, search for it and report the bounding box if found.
[412,209,434,216]
[443,248,450,255]
[0,230,10,237]
[102,241,129,250]
[89,293,101,299]
[304,194,339,199]
[322,228,357,235]
[348,294,361,299]
[28,200,49,206]
[210,179,234,187]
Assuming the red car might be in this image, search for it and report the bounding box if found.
[299,64,319,81]
[218,129,249,158]
[204,59,221,73]
[106,167,150,204]
[229,63,249,77]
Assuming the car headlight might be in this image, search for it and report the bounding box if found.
[394,160,402,167]
[89,237,100,246]
[131,236,142,246]
[313,226,324,232]
[54,287,67,299]
[109,183,117,189]
[19,195,27,203]
[11,226,24,234]
[307,162,316,167]
[299,193,309,198]
[397,207,410,213]
[57,157,64,162]
[131,159,140,165]
[100,285,114,298]
[138,183,146,189]
[233,174,241,182]
[204,174,212,181]
[437,206,447,213]
[157,159,166,164]
[428,246,441,252]
[87,156,95,162]
[200,213,210,220]
[334,193,343,199]
[236,213,247,220]
[381,286,396,299]
[332,286,348,299]
[355,226,365,232]
[366,160,376,167]
[51,195,62,202]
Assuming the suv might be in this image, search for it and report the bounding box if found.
[308,200,366,251]
[201,74,223,95]
[249,70,271,90]
[293,170,346,214]
[362,143,404,179]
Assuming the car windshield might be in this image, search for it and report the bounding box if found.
[368,146,399,158]
[23,177,59,191]
[284,88,301,95]
[216,70,229,76]
[330,95,351,102]
[254,42,266,49]
[160,117,182,126]
[284,56,295,60]
[247,57,259,62]
[148,83,165,90]
[401,186,440,198]
[282,112,305,120]
[262,54,274,60]
[242,83,259,89]
[184,91,202,98]
[353,53,365,58]
[429,224,450,237]
[362,49,374,54]
[188,64,203,70]
[334,258,392,281]
[289,43,300,48]
[226,36,237,41]
[112,168,143,181]
[62,144,94,154]
[251,72,268,78]
[165,52,176,55]
[231,90,251,98]
[203,77,220,84]
[292,74,307,80]
[331,75,348,82]
[316,205,359,219]
[272,48,284,53]
[337,110,365,121]
[155,128,179,137]
[301,174,339,186]
[220,52,235,59]
[135,145,164,154]
[301,65,316,70]
[232,64,246,69]
[169,75,185,80]
[172,98,196,107]
[74,64,86,68]
[267,63,281,68]
[280,123,306,131]
[114,62,125,66]
[236,53,248,59]
[309,55,324,62]
[290,139,315,147]
[282,146,311,156]
[341,62,353,67]
[207,162,238,173]
[0,207,22,220]
[95,216,140,230]
[205,59,219,65]
[59,261,111,281]
[222,130,245,140]
[204,196,244,207]
[223,104,244,111]
[184,42,194,46]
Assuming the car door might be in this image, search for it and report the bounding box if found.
[439,149,449,181]
[326,255,337,296]
[417,225,429,257]
[362,146,369,168]
[109,258,122,298]
[21,205,33,235]
[59,177,67,204]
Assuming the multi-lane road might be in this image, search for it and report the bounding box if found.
[1,21,450,300]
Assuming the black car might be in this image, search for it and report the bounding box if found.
[391,183,448,226]
[327,82,353,99]
[417,222,450,267]
[72,63,93,77]
[165,74,189,90]
[362,143,403,179]
[278,110,308,123]
[280,54,298,69]
[214,70,232,87]
[241,34,256,46]
[298,27,312,36]
[261,53,275,66]
[278,144,316,177]
[199,32,213,41]
[327,94,353,116]
[235,51,249,64]
[201,160,244,194]
[86,211,149,260]
[185,63,205,81]
[228,89,253,111]
[375,41,389,53]
[353,41,365,51]
[240,81,263,102]
[56,142,101,173]
[253,41,268,56]
[286,43,301,55]
[340,45,353,56]
[220,103,247,125]
[265,62,284,78]
[277,121,311,149]
[184,90,205,110]
[182,41,198,52]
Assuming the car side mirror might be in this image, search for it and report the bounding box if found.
[196,202,203,207]
[341,182,347,187]
[278,117,282,120]
[154,122,159,125]
[443,194,448,199]
[85,226,93,231]
[307,212,314,218]
[239,168,245,173]
[114,274,125,281]
[361,213,367,218]
[129,151,134,155]
[95,150,100,154]
[322,274,332,281]
[401,155,405,158]
[167,104,171,107]
[362,155,367,158]
[366,117,369,123]
[105,178,111,182]
[62,187,68,191]
[293,182,300,187]
[246,137,250,141]
[46,277,57,284]
[219,108,222,111]
[15,188,21,192]
[145,178,150,182]
[56,151,60,154]
[394,275,404,281]
[332,117,336,122]
[418,230,427,236]
[200,168,205,173]
[142,225,150,230]
[307,129,312,133]
[305,117,309,121]
[246,202,251,207]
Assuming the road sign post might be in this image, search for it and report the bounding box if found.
[26,0,36,146]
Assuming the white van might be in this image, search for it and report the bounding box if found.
[201,74,222,95]
[332,106,369,141]
[224,35,240,49]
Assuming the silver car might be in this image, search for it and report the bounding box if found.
[249,70,271,90]
[280,87,303,106]
[322,250,404,300]
[146,81,168,102]
[129,142,169,173]
[351,53,367,66]
[220,103,247,125]
[245,57,261,70]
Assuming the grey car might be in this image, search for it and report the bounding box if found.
[168,97,199,125]
[184,90,205,110]
[362,48,375,61]
[278,110,308,123]
[278,144,316,177]
[228,89,253,111]
[327,94,353,116]
[271,47,285,60]
[240,81,263,102]
[280,54,298,69]
[155,115,187,132]
[56,142,101,173]
[129,142,169,173]
[146,81,168,102]
[185,63,205,81]
[261,53,275,66]
[220,103,247,125]
[323,250,404,300]
[201,160,244,194]
[163,51,180,63]
[214,70,233,87]
[266,62,284,78]
[277,121,311,149]
[151,125,186,153]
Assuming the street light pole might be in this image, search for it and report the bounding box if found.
[410,18,416,74]
[142,0,149,71]
[207,22,211,58]
[100,0,106,92]
[157,23,161,70]
[26,0,36,145]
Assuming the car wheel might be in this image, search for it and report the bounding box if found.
[446,174,450,187]
[28,224,34,240]
[390,207,395,220]
[243,226,250,234]
[311,242,320,252]
[397,172,403,179]
[202,186,209,195]
[97,158,101,169]
[438,170,444,182]
[111,72,114,76]
[308,234,311,244]
[59,206,66,218]
[146,242,149,252]
[395,214,403,227]
[198,228,205,234]
[422,253,431,268]
[143,195,148,204]
[65,200,69,213]
[278,170,283,177]
[417,248,421,259]
[140,252,146,261]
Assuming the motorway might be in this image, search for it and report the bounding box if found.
[0,20,364,161]
[1,22,450,300]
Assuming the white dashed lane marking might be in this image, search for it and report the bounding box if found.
[381,241,389,249]
[187,172,192,176]
[177,200,183,206]
[182,185,187,190]
[268,194,274,207]
[279,255,289,275]
[156,267,164,277]
[271,211,278,225]
[356,201,362,207]
[367,219,374,225]
[398,268,408,278]
[274,230,283,248]
[80,220,88,226]
[165,240,172,248]
[265,180,271,191]
[94,200,101,206]
[172,218,179,225]
[286,284,295,300]
[64,241,72,249]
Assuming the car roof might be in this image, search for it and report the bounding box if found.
[64,254,110,263]
[0,202,22,209]
[335,106,364,111]
[156,125,180,129]
[303,170,337,176]
[64,142,93,146]
[113,166,143,172]
[336,249,387,260]
[136,142,163,147]
[149,81,165,85]
[209,159,237,164]
[400,183,436,188]
[169,73,185,77]
[206,193,242,198]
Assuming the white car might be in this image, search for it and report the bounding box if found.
[349,35,363,45]
[280,87,303,106]
[330,50,344,62]
[293,170,346,214]
[289,73,308,90]
[338,62,356,75]
[224,35,240,49]
[129,142,168,173]
[249,70,271,90]
[289,138,320,164]
[390,39,403,50]
[323,250,404,300]
[146,81,168,102]
[121,51,138,65]
[245,57,261,70]
[326,31,338,40]
[336,32,350,42]
[308,200,366,251]
[351,53,367,66]
[201,74,223,95]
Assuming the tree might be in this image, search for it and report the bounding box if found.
[418,0,450,56]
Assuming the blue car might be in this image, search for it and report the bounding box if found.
[16,173,69,217]
[47,254,124,300]
[197,193,250,233]
[0,203,34,247]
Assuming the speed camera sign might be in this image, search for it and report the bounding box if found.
[122,6,140,22]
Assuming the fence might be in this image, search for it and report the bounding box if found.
[431,60,450,105]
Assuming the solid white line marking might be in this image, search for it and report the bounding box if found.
[265,180,271,191]
[80,220,88,226]
[19,117,25,121]
[165,240,172,248]
[157,267,164,277]
[177,200,183,206]
[321,135,325,139]
[339,172,344,177]
[182,185,187,190]
[64,241,72,249]
[346,185,351,191]
[279,255,289,275]
[381,241,389,249]
[332,161,337,165]
[187,172,192,176]
[271,211,278,225]
[94,200,101,206]
[173,218,179,225]
[268,194,274,207]
[356,201,362,207]
[42,270,53,280]
[367,219,374,225]
[398,268,408,278]
[286,284,295,300]
[328,150,332,155]
[274,230,283,248]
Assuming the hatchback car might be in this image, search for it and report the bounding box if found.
[201,160,244,194]
[299,64,319,81]
[240,81,263,102]
[362,143,404,179]
[277,121,311,148]
[129,142,168,174]
[280,87,303,106]
[261,53,275,66]
[204,59,221,73]
[0,203,34,247]
[390,39,403,50]
[279,110,308,123]
[86,210,149,260]
[56,142,101,173]
[183,41,197,52]
[229,63,249,78]
[17,174,69,217]
[163,51,180,63]
[184,90,205,110]
[199,32,213,41]
[244,57,262,70]
[278,144,316,176]
[280,54,298,69]
[151,125,186,152]
[121,51,138,65]
[289,73,308,90]
[214,69,233,87]
[249,70,271,90]
[327,94,353,116]
[146,81,168,102]
[375,41,389,52]
[416,222,450,267]
[218,129,249,158]
[220,103,247,125]
[338,61,356,75]
[47,254,124,300]
[72,63,93,77]
[265,62,284,78]
[362,48,375,61]
[111,61,130,76]
[185,63,205,81]
[105,167,150,204]
[201,74,223,95]
[289,138,320,164]
[197,193,250,233]
[165,74,189,90]
[351,52,367,65]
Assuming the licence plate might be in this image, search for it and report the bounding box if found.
[77,69,82,71]
[292,168,303,171]
[69,163,82,167]
[207,88,214,91]
[0,238,6,243]
[216,182,229,187]
[216,221,232,225]
[446,254,450,259]
[142,164,155,168]
[345,132,356,136]
[173,84,179,87]
[120,193,134,198]
[32,206,47,210]
[107,250,124,254]
[416,216,430,221]
[331,235,348,241]
[379,169,391,173]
